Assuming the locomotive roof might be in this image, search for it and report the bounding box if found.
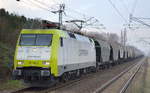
[20,29,67,37]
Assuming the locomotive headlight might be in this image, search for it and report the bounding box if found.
[18,61,24,65]
[42,62,50,65]
[32,48,37,52]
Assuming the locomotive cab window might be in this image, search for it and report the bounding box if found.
[89,38,92,42]
[20,34,53,46]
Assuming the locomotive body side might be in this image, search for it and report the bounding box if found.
[13,29,96,85]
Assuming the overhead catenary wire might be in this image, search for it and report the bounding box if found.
[65,6,102,23]
[107,0,128,23]
[128,0,139,29]
[32,0,57,10]
[131,0,138,15]
[19,0,77,25]
[21,0,63,17]
[118,0,130,14]
[64,7,104,28]
[21,0,81,21]
[129,0,150,29]
[65,6,88,18]
[18,0,105,30]
[21,0,52,12]
[64,15,78,20]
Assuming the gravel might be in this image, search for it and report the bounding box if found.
[48,58,143,93]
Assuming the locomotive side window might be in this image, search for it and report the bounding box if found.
[60,37,63,47]
[68,32,76,39]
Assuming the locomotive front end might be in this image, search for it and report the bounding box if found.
[13,29,59,83]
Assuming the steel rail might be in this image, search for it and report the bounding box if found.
[93,58,145,93]
[119,60,143,93]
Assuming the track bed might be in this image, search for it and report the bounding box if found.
[10,57,144,93]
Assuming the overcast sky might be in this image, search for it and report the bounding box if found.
[1,0,150,32]
[0,0,150,54]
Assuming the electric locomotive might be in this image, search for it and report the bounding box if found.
[13,29,96,86]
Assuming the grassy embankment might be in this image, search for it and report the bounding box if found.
[0,42,24,90]
[0,8,42,90]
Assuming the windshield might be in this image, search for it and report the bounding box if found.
[20,34,53,46]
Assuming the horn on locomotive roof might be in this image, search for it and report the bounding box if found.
[42,20,60,29]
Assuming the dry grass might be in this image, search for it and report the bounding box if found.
[0,80,25,91]
[126,58,150,93]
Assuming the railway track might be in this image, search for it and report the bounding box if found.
[11,74,86,93]
[11,87,37,93]
[119,61,143,93]
[37,78,82,93]
[93,57,145,93]
[11,71,100,93]
[10,57,144,93]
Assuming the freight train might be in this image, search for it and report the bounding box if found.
[12,28,143,87]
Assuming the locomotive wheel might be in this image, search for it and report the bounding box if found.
[83,68,87,74]
[96,66,99,72]
[96,63,100,72]
[62,73,69,82]
[76,70,81,78]
[91,67,97,73]
[106,63,110,69]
